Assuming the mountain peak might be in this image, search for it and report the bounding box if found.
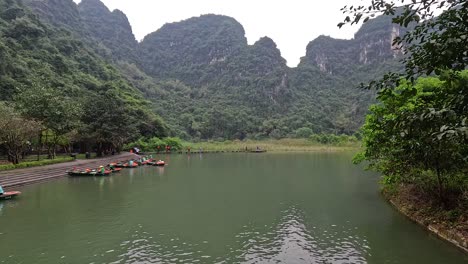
[254,37,277,50]
[78,0,109,12]
[78,0,137,61]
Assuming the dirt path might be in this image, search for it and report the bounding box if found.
[0,153,139,189]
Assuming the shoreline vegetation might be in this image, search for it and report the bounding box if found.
[184,139,360,153]
[0,157,74,171]
[124,135,361,154]
[0,138,360,172]
[342,1,467,256]
[383,185,468,253]
[354,72,468,254]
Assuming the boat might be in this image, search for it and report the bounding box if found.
[154,160,166,166]
[250,149,267,153]
[0,191,21,200]
[114,163,138,168]
[109,167,122,173]
[66,170,111,177]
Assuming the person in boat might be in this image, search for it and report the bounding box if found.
[99,166,105,174]
[0,185,4,195]
[128,160,134,166]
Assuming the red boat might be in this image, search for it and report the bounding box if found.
[155,160,166,166]
[0,191,21,200]
[110,168,122,173]
[115,163,138,168]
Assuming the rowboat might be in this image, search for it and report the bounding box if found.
[250,149,267,153]
[67,170,112,177]
[154,160,165,166]
[109,168,122,173]
[0,191,21,200]
[114,163,138,168]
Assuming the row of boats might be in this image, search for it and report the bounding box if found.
[66,157,166,177]
[0,156,165,200]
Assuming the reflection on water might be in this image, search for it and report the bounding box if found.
[108,205,369,264]
[232,206,369,264]
[0,153,466,264]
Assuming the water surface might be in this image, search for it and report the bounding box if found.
[0,153,466,263]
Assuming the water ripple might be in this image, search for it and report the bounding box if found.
[104,205,370,264]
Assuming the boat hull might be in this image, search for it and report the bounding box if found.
[67,171,111,177]
[0,191,21,200]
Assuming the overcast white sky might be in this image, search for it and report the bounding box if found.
[73,0,364,66]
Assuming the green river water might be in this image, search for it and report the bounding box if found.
[0,153,466,264]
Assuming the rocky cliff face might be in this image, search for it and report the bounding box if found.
[78,0,138,62]
[27,0,85,33]
[22,0,404,137]
[299,15,402,76]
[139,14,248,81]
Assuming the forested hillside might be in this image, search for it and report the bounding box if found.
[18,0,404,140]
[0,0,167,157]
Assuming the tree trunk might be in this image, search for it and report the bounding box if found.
[96,142,103,157]
[436,165,445,205]
[37,131,42,161]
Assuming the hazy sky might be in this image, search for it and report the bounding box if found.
[73,0,364,66]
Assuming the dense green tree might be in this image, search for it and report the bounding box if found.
[295,127,314,138]
[354,72,468,201]
[0,103,41,164]
[14,84,81,159]
[81,90,139,156]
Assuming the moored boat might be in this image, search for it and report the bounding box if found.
[109,167,122,173]
[114,163,138,168]
[154,160,166,166]
[0,185,20,200]
[66,169,111,177]
[0,191,21,200]
[250,149,267,153]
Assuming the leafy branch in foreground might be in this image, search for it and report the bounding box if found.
[339,0,468,89]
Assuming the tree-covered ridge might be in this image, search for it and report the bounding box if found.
[139,14,248,84]
[300,14,402,76]
[78,0,138,62]
[20,0,405,140]
[25,0,84,34]
[135,13,401,139]
[0,0,167,157]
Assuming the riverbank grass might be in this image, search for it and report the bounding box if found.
[185,139,360,152]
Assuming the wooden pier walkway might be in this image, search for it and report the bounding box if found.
[0,153,139,189]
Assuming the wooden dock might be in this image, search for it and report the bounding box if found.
[0,153,139,189]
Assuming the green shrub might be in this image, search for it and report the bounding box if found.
[0,157,74,171]
[125,137,184,152]
[163,137,183,151]
[295,127,313,138]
